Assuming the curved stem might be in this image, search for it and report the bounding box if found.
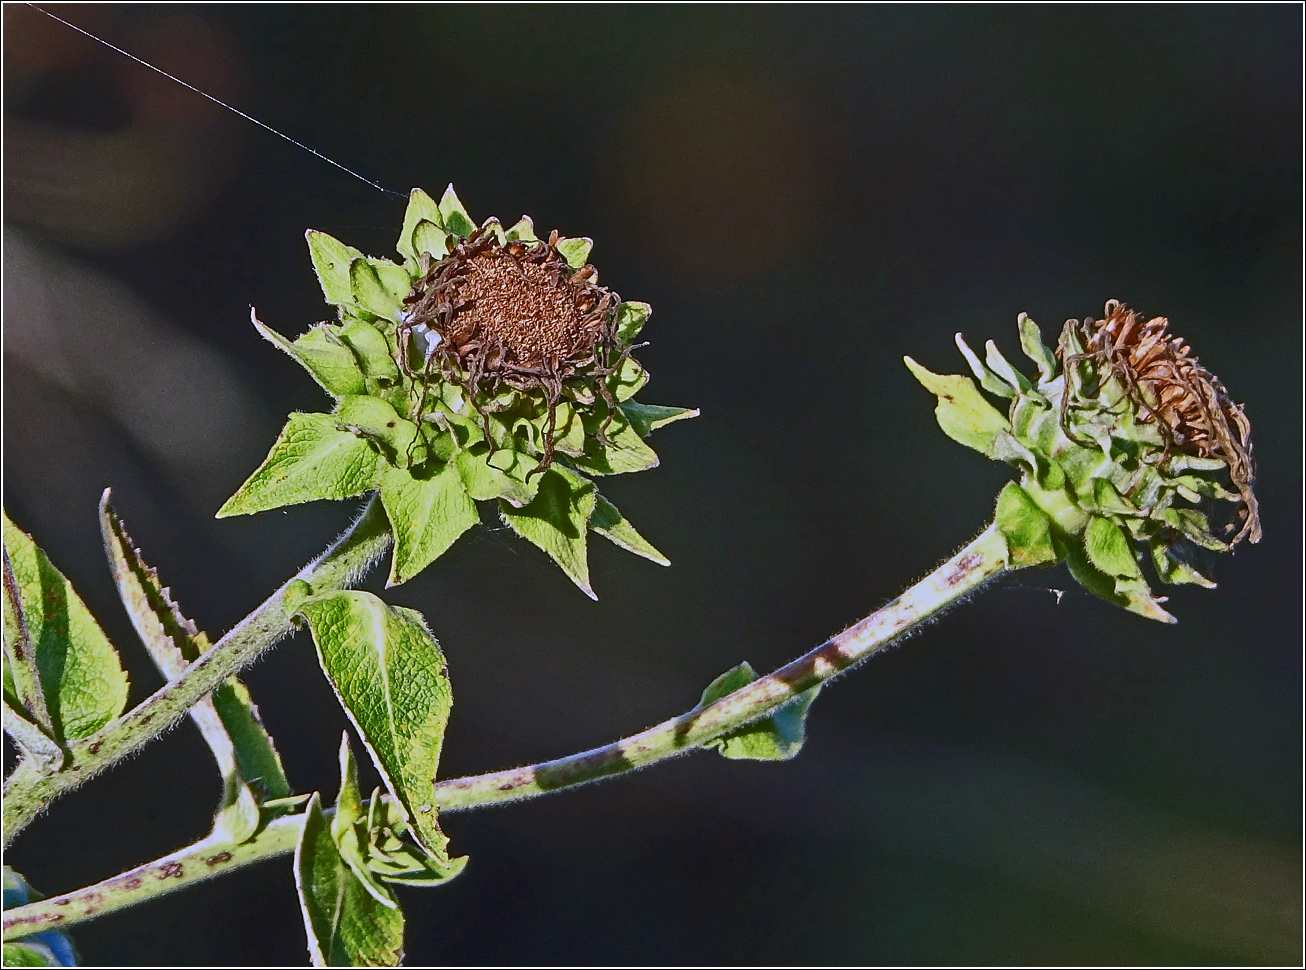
[433,524,1007,810]
[2,815,304,942]
[1,499,392,846]
[2,524,1007,940]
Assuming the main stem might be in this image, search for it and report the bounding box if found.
[3,525,1007,941]
[1,499,393,846]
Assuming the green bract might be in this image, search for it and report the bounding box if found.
[220,185,697,596]
[906,302,1259,623]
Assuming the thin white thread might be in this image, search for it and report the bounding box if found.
[25,3,405,199]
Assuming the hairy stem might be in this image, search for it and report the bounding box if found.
[2,525,1007,940]
[433,525,1008,809]
[1,499,392,846]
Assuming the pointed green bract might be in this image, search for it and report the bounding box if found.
[590,495,669,566]
[500,467,597,600]
[993,483,1057,567]
[255,316,367,398]
[349,259,404,323]
[438,184,475,237]
[555,236,593,269]
[334,396,424,467]
[571,410,659,476]
[379,462,479,586]
[904,356,1011,456]
[218,413,379,516]
[615,301,650,344]
[398,188,444,262]
[2,512,127,744]
[295,793,405,968]
[454,448,539,507]
[698,662,821,761]
[306,230,366,306]
[295,590,453,863]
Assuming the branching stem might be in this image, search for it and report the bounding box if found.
[2,525,1007,941]
[1,499,393,846]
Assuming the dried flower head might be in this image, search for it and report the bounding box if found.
[1061,300,1259,545]
[906,301,1260,623]
[221,185,696,594]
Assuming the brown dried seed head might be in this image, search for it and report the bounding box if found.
[1078,300,1260,545]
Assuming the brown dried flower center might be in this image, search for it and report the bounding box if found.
[444,250,593,368]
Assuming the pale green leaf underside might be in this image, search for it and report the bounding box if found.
[2,512,127,743]
[590,495,668,566]
[904,357,1010,457]
[500,467,597,600]
[296,591,453,863]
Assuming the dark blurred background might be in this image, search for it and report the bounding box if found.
[3,4,1301,965]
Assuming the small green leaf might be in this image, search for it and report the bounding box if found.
[590,494,669,566]
[331,737,398,909]
[3,542,49,734]
[505,216,538,242]
[295,591,453,863]
[1084,516,1142,579]
[993,483,1058,567]
[609,357,649,402]
[255,315,367,398]
[698,662,820,761]
[454,448,540,508]
[378,462,479,586]
[984,340,1042,400]
[1018,313,1058,382]
[411,221,449,261]
[438,184,475,238]
[904,357,1011,457]
[551,401,587,457]
[340,319,400,383]
[1150,539,1217,589]
[307,231,366,306]
[295,793,404,968]
[334,396,424,467]
[617,402,699,438]
[218,413,380,517]
[500,467,597,600]
[349,259,403,323]
[615,302,651,344]
[571,409,660,476]
[2,512,128,744]
[397,188,444,262]
[555,236,593,269]
[3,868,78,967]
[1057,530,1175,624]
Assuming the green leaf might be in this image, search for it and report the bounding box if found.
[295,793,404,968]
[340,320,400,383]
[615,302,651,344]
[2,512,127,744]
[609,357,649,402]
[1084,516,1142,579]
[1018,313,1058,383]
[985,340,1042,400]
[500,467,597,599]
[505,216,538,242]
[296,591,453,863]
[378,462,479,586]
[1056,530,1175,624]
[334,396,424,467]
[589,494,669,566]
[571,409,660,476]
[410,220,449,262]
[3,868,78,967]
[1150,539,1217,589]
[550,401,587,457]
[99,492,290,810]
[438,184,475,238]
[698,662,820,761]
[397,188,444,262]
[454,448,540,508]
[555,236,593,269]
[993,483,1058,567]
[903,357,1011,457]
[307,230,366,306]
[3,541,49,735]
[331,737,398,909]
[217,413,380,517]
[348,259,403,323]
[617,402,699,438]
[254,315,367,398]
